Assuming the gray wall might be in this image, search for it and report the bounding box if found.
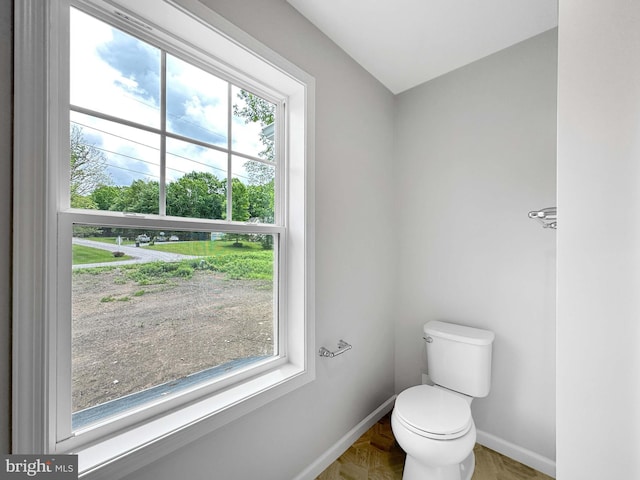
[0,0,12,456]
[557,0,640,477]
[394,30,557,463]
[122,1,397,479]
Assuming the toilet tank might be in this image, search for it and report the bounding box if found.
[424,320,495,398]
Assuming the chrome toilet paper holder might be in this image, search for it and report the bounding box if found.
[319,339,352,358]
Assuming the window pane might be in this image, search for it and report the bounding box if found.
[232,86,276,161]
[70,111,161,213]
[166,137,228,219]
[233,156,275,224]
[70,8,161,129]
[166,54,228,147]
[71,226,276,429]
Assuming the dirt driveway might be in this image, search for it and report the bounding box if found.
[72,268,274,412]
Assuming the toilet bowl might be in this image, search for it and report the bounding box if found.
[392,384,476,480]
[392,321,494,480]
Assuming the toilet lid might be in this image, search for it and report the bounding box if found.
[394,385,472,440]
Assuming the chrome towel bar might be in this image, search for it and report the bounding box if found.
[319,339,352,358]
[528,207,557,229]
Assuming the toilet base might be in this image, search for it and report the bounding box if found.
[402,450,475,480]
[460,450,474,480]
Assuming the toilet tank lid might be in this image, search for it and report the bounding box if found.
[424,321,495,346]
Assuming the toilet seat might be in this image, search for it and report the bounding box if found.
[394,385,472,440]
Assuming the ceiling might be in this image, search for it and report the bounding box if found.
[286,0,558,94]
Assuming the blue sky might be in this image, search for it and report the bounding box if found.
[70,8,267,188]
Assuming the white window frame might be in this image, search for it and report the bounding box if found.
[13,1,315,478]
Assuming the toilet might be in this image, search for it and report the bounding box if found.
[391,320,495,480]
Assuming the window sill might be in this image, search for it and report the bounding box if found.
[76,362,312,479]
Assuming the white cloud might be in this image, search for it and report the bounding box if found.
[70,7,266,191]
[70,8,160,130]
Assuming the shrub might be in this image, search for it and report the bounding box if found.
[125,261,194,284]
[201,252,272,280]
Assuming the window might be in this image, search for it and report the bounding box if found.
[67,7,281,431]
[13,0,314,477]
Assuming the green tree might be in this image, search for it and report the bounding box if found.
[91,185,123,211]
[225,178,250,222]
[221,178,251,246]
[247,182,274,222]
[167,171,225,219]
[113,179,159,214]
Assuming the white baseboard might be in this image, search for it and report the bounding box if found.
[476,430,556,478]
[292,396,397,480]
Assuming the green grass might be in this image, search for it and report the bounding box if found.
[125,261,194,285]
[196,252,273,280]
[72,244,132,265]
[73,240,274,282]
[145,240,264,256]
[146,241,274,280]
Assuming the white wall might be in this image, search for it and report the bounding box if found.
[557,1,640,478]
[394,31,558,465]
[120,1,397,479]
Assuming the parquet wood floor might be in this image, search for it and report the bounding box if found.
[315,414,554,480]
